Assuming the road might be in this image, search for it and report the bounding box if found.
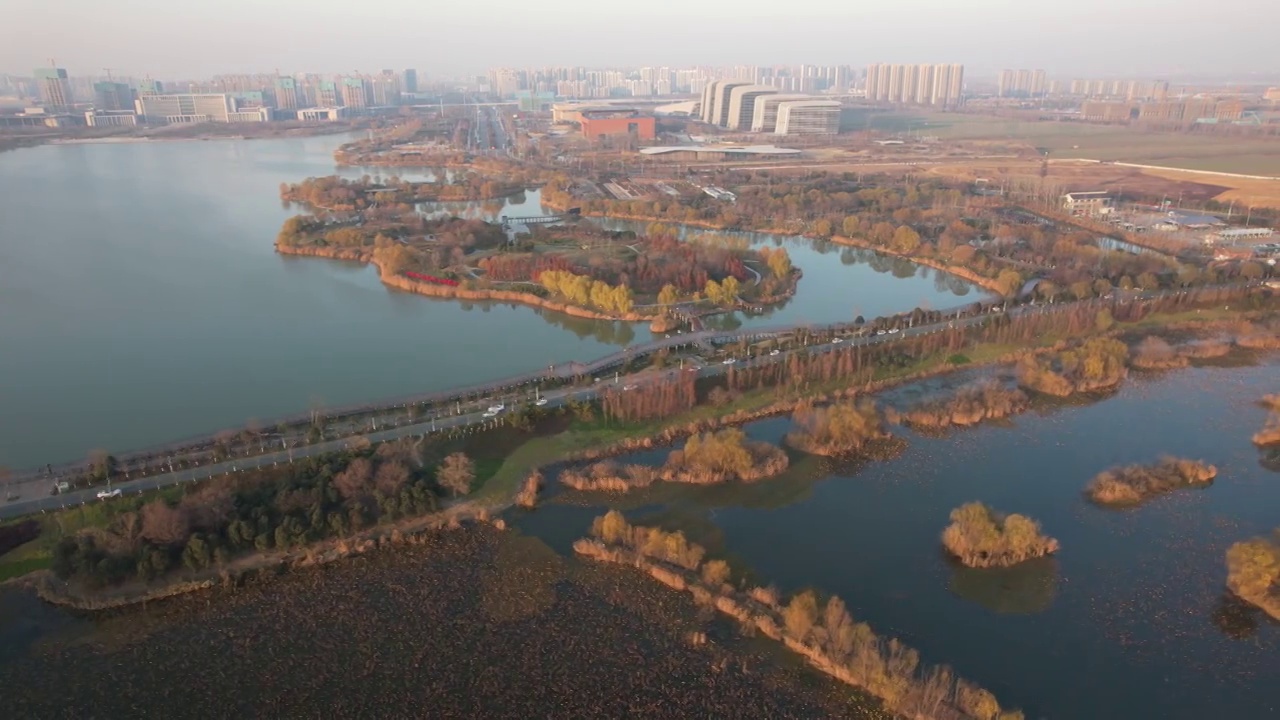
[0,291,1106,520]
[2,283,1252,518]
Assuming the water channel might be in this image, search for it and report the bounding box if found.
[515,360,1280,720]
[0,134,979,468]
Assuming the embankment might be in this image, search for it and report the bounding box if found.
[831,234,1005,295]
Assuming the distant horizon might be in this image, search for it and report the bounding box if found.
[3,0,1277,81]
[4,63,1279,87]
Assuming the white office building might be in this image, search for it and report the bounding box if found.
[774,100,841,135]
[724,85,777,130]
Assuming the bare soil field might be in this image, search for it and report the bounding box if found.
[0,526,888,719]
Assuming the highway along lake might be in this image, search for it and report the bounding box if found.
[0,134,978,468]
[516,360,1280,720]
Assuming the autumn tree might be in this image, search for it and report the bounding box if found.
[437,452,475,497]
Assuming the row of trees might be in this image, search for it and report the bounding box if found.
[583,511,1024,719]
[599,372,696,422]
[538,270,636,314]
[52,445,475,589]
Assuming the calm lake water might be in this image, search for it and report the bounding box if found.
[518,361,1280,720]
[0,135,976,469]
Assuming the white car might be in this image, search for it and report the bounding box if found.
[770,349,781,356]
[832,337,843,344]
[487,403,505,413]
[722,358,736,365]
[888,328,901,334]
[535,398,548,406]
[97,488,122,500]
[875,330,885,336]
[622,384,638,391]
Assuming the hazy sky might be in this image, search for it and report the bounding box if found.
[3,0,1277,80]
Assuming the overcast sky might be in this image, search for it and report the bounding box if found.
[3,0,1276,80]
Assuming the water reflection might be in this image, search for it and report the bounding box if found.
[537,311,640,346]
[947,556,1059,615]
[1210,592,1278,640]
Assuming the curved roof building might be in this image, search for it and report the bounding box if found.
[774,100,841,135]
[751,94,811,133]
[701,80,749,126]
[725,85,778,130]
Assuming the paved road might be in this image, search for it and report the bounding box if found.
[2,283,1252,519]
[0,295,1065,520]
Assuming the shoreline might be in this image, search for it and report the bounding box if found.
[276,242,800,324]
[11,314,1272,609]
[540,195,1006,296]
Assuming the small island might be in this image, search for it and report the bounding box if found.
[894,380,1029,430]
[1017,337,1129,396]
[1225,529,1280,620]
[942,502,1060,568]
[560,428,788,491]
[783,400,891,456]
[1253,394,1280,447]
[1084,456,1218,506]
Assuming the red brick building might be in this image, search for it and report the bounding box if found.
[579,109,656,141]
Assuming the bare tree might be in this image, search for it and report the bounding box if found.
[437,453,475,497]
[140,500,191,547]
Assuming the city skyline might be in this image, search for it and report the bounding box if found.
[3,0,1278,80]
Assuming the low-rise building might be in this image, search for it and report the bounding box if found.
[296,107,349,121]
[1062,191,1113,217]
[579,109,656,141]
[84,110,138,127]
[1206,227,1274,245]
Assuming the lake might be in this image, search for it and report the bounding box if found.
[0,135,978,469]
[518,361,1280,720]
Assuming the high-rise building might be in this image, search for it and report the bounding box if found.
[274,77,299,110]
[93,81,134,111]
[35,67,73,109]
[341,78,369,109]
[725,85,777,130]
[774,100,840,135]
[373,71,401,106]
[403,68,418,94]
[315,81,339,107]
[866,63,963,106]
[998,69,1046,98]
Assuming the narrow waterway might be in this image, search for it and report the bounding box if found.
[517,360,1280,720]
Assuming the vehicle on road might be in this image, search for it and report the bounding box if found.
[487,403,505,413]
[770,349,781,356]
[51,481,70,495]
[622,384,638,391]
[97,488,122,500]
[722,358,736,365]
[832,337,843,344]
[888,328,901,334]
[535,397,548,406]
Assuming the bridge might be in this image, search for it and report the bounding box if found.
[499,208,580,229]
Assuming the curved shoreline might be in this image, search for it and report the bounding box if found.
[276,243,800,324]
[540,195,1005,295]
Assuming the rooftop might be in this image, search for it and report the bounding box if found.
[639,145,801,156]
